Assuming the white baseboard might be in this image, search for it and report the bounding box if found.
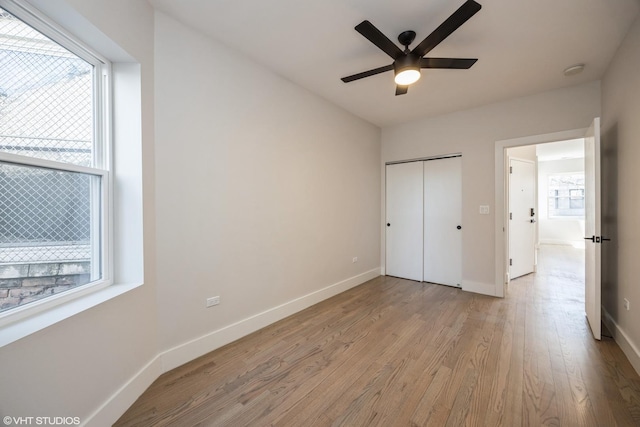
[461,280,497,297]
[84,355,163,426]
[160,267,380,372]
[602,308,640,376]
[84,267,380,426]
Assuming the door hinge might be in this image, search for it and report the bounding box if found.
[509,259,513,266]
[509,212,512,220]
[510,166,513,174]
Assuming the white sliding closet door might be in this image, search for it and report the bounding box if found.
[423,156,462,287]
[385,162,424,281]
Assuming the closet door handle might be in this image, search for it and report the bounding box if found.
[457,225,462,230]
[387,223,391,227]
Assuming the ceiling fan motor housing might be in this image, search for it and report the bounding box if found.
[394,53,421,74]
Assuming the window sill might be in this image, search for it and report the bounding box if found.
[0,282,143,348]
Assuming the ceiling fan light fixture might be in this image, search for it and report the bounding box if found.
[394,54,421,85]
[394,68,421,85]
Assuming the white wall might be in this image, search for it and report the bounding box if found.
[508,145,537,162]
[601,14,640,373]
[537,158,585,245]
[382,81,600,295]
[0,0,158,424]
[154,13,381,360]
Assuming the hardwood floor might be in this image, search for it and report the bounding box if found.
[115,245,640,426]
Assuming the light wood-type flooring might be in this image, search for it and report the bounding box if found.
[115,245,640,426]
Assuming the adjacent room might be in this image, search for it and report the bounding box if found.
[506,139,587,283]
[1,0,640,425]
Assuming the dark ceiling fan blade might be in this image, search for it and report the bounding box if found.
[395,85,409,96]
[420,57,477,69]
[411,0,481,58]
[341,64,394,83]
[355,20,405,59]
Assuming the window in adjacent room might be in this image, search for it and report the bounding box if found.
[0,4,111,315]
[547,173,585,218]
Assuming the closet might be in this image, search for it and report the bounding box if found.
[385,156,462,287]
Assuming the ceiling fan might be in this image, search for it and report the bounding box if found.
[341,0,482,96]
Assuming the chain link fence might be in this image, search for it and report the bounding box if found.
[0,7,94,166]
[0,7,98,311]
[0,162,92,263]
[1,6,95,265]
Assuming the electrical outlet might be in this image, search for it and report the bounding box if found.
[624,298,630,311]
[206,296,220,307]
[479,205,490,215]
[352,257,358,263]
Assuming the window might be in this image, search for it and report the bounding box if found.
[0,4,110,315]
[547,173,584,217]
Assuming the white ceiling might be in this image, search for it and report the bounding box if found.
[536,139,585,162]
[150,0,640,127]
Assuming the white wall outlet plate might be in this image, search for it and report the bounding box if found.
[479,205,490,215]
[206,296,220,307]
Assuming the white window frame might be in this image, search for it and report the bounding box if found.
[0,0,113,325]
[546,171,585,219]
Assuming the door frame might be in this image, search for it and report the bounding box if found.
[494,128,587,297]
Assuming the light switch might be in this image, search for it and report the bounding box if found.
[479,205,490,215]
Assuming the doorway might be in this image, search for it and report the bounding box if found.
[497,120,603,341]
[506,138,586,283]
[506,139,587,282]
